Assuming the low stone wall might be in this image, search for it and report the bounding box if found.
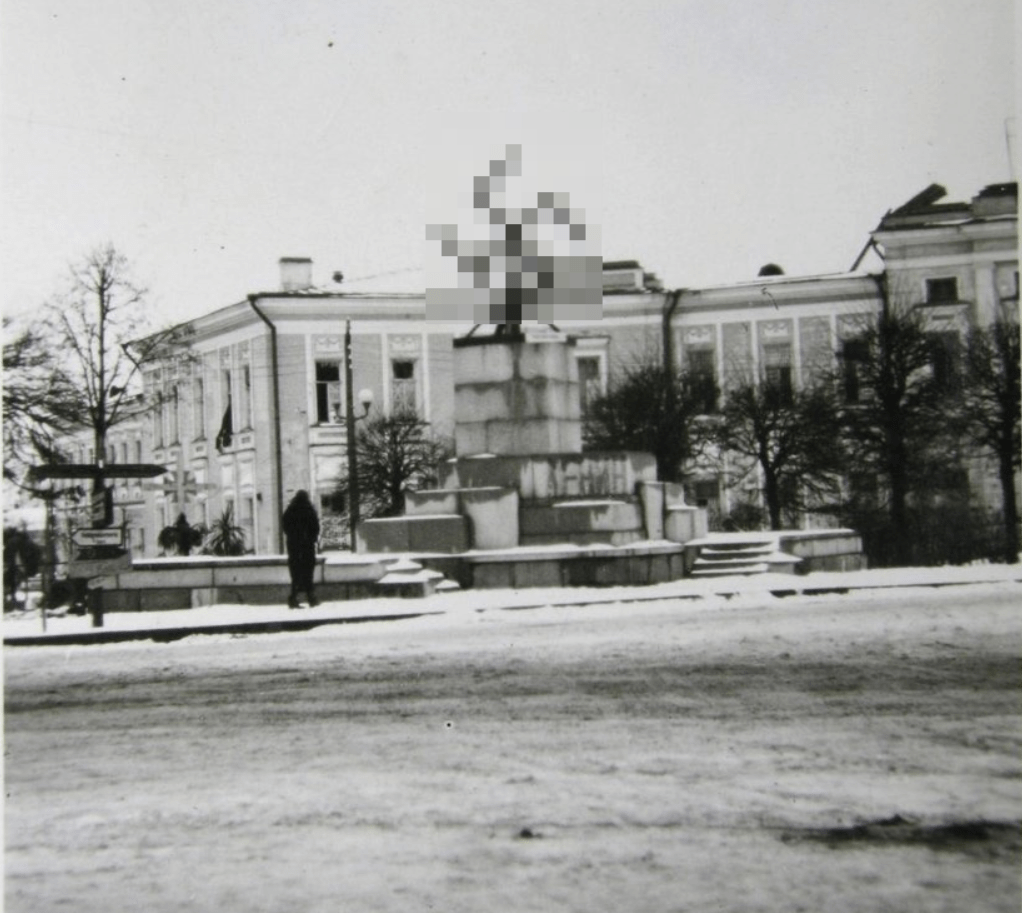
[682,529,866,576]
[519,499,646,547]
[777,530,867,573]
[419,542,686,590]
[91,554,393,611]
[440,451,657,501]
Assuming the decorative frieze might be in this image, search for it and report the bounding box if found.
[314,335,344,355]
[758,319,792,340]
[684,325,714,345]
[389,334,422,355]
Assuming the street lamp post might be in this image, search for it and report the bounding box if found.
[343,319,373,551]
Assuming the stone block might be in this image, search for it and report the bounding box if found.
[665,506,708,543]
[454,384,513,423]
[663,482,688,507]
[516,341,574,382]
[225,585,292,605]
[521,500,644,537]
[523,458,549,499]
[96,589,139,612]
[454,343,514,384]
[470,562,514,589]
[322,559,389,584]
[455,422,491,458]
[190,588,217,607]
[512,560,563,589]
[460,487,519,550]
[212,563,292,587]
[357,516,411,553]
[437,457,459,489]
[405,489,460,516]
[107,566,215,589]
[444,453,655,500]
[443,455,509,490]
[137,588,193,610]
[406,515,469,553]
[639,482,665,540]
[518,378,578,420]
[644,555,664,584]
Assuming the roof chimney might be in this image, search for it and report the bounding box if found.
[279,257,313,292]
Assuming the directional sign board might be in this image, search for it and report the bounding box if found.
[29,463,167,481]
[72,527,124,548]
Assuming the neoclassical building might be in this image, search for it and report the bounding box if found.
[63,182,1018,557]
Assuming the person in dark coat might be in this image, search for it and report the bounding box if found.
[282,490,320,608]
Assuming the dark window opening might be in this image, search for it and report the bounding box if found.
[691,479,719,507]
[316,362,342,423]
[762,344,793,407]
[392,360,418,415]
[925,277,959,304]
[928,332,961,392]
[842,338,869,403]
[686,348,717,413]
[577,356,603,417]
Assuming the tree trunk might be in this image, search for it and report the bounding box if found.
[889,466,910,566]
[998,446,1019,564]
[763,468,783,531]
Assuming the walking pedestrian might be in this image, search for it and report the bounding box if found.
[282,490,320,608]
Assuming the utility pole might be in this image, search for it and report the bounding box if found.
[345,320,360,551]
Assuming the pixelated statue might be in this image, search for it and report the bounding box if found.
[426,144,602,332]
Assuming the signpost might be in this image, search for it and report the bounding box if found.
[29,462,167,628]
[72,528,124,548]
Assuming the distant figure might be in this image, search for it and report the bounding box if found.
[282,490,320,609]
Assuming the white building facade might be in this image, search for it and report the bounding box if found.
[62,183,1016,558]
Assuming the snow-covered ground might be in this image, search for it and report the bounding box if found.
[5,562,1022,640]
[5,571,1021,912]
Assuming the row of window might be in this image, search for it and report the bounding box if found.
[680,332,962,412]
[314,358,419,423]
[77,440,145,465]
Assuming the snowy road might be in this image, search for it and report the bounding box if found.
[5,583,1021,912]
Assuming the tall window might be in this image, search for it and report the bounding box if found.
[925,277,959,304]
[221,369,233,425]
[153,396,164,449]
[928,331,961,391]
[391,360,418,415]
[842,338,869,404]
[686,348,717,413]
[221,369,232,411]
[239,364,252,429]
[316,361,343,423]
[193,375,205,439]
[240,494,255,551]
[762,344,793,406]
[168,385,180,443]
[576,355,604,417]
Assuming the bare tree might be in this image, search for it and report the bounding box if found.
[962,315,1021,563]
[40,245,156,469]
[583,361,713,483]
[343,413,452,522]
[713,380,845,530]
[837,290,955,565]
[2,317,78,484]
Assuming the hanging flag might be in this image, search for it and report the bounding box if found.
[215,396,233,452]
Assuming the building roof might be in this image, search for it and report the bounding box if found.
[877,183,1018,232]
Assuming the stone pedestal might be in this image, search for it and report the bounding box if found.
[453,333,581,456]
[357,327,710,583]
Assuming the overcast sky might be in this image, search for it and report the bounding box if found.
[1,0,1015,324]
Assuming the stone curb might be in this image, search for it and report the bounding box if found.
[5,575,1019,648]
